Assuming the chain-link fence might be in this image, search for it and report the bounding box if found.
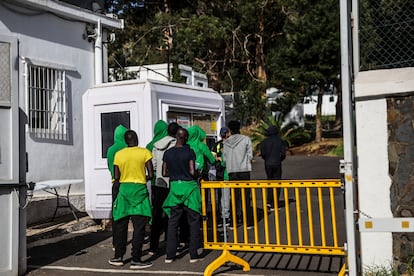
[359,0,414,71]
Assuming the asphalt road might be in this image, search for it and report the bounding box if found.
[26,155,343,276]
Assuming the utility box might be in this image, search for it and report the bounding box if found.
[82,79,225,218]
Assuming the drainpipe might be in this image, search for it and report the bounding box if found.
[94,19,103,85]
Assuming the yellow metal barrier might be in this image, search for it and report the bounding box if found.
[201,179,346,276]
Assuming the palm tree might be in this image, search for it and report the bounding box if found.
[250,115,311,153]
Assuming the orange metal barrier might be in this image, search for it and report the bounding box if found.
[201,179,346,276]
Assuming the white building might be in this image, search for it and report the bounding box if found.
[302,94,338,117]
[110,63,209,88]
[82,79,225,219]
[0,1,121,274]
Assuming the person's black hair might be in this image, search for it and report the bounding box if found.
[176,127,188,144]
[124,130,138,146]
[168,122,179,137]
[228,120,241,134]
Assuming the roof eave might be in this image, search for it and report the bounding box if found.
[9,0,123,29]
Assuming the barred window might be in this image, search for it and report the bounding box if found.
[28,65,68,141]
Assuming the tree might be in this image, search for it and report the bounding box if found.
[268,0,341,142]
[250,115,311,153]
[105,0,341,134]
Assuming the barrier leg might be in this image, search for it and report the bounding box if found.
[204,249,250,276]
[338,262,346,276]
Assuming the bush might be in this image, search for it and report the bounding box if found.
[250,115,312,153]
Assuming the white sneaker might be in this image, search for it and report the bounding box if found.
[165,258,174,264]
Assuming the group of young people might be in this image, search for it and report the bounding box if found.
[105,119,286,270]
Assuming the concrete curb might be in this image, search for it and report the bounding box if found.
[27,214,101,248]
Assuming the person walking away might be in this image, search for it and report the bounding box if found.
[148,122,179,255]
[223,120,254,229]
[106,124,128,250]
[211,126,231,225]
[162,127,203,263]
[109,130,153,269]
[260,126,286,210]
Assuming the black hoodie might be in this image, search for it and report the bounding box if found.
[260,126,286,167]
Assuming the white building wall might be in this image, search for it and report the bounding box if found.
[303,95,337,116]
[355,98,393,266]
[355,67,414,271]
[0,5,96,194]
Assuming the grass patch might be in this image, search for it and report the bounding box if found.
[363,263,399,276]
[328,142,343,157]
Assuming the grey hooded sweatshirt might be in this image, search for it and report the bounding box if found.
[152,135,176,188]
[223,134,253,173]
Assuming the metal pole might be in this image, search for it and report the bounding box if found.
[340,0,358,275]
[94,19,103,85]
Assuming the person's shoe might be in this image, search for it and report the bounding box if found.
[108,257,124,266]
[246,225,254,230]
[218,218,230,227]
[147,249,158,256]
[228,219,241,230]
[189,255,204,263]
[177,242,188,252]
[267,204,275,212]
[165,258,174,264]
[130,260,153,269]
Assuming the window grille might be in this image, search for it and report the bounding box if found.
[28,64,68,141]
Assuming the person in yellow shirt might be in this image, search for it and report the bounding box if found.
[109,130,153,269]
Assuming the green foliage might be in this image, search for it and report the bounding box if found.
[233,81,267,126]
[250,115,311,153]
[106,0,341,128]
[363,263,399,276]
[328,143,343,157]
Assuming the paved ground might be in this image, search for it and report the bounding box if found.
[26,155,343,276]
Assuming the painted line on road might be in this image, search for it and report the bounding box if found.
[28,265,269,275]
[28,265,203,275]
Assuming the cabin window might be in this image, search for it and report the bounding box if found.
[100,111,130,158]
[28,64,68,141]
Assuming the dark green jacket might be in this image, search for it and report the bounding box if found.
[112,183,152,221]
[162,180,201,217]
[106,125,128,179]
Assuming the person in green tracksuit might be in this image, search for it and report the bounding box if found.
[187,125,216,177]
[109,130,153,269]
[162,127,203,263]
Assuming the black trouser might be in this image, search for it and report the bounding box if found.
[113,215,147,262]
[149,185,169,251]
[111,183,120,247]
[228,171,253,225]
[166,205,201,259]
[265,165,282,207]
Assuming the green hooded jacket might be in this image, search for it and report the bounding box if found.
[106,125,128,179]
[146,120,168,152]
[162,180,201,217]
[187,126,215,172]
